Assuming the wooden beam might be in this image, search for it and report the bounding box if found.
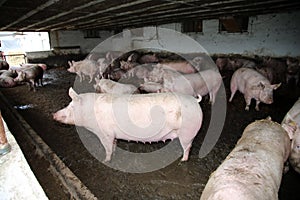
[35,0,154,31]
[19,0,107,31]
[89,0,297,30]
[0,0,62,31]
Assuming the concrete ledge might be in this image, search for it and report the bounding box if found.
[0,119,48,200]
[0,92,97,200]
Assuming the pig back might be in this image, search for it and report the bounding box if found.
[200,119,290,200]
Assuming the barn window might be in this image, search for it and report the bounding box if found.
[182,20,203,33]
[83,30,100,38]
[219,16,249,33]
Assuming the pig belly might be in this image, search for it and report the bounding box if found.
[200,119,290,200]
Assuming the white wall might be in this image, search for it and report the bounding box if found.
[188,11,300,57]
[49,11,300,57]
[49,30,114,54]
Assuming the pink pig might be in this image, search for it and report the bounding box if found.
[229,68,281,111]
[53,88,203,162]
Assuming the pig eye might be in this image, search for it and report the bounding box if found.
[297,145,300,149]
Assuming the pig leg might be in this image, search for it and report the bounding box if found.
[244,95,252,111]
[229,82,237,102]
[98,134,115,162]
[255,100,261,111]
[178,136,193,161]
[88,74,93,83]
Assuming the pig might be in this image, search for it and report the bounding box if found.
[120,60,139,71]
[255,66,275,83]
[145,64,179,83]
[229,67,281,111]
[108,68,127,81]
[53,88,203,162]
[94,78,139,94]
[138,53,159,64]
[281,98,300,174]
[161,69,222,104]
[261,57,287,83]
[126,52,140,62]
[0,70,17,88]
[0,60,9,70]
[67,58,98,83]
[139,82,163,93]
[14,66,43,91]
[125,64,153,79]
[105,51,123,63]
[96,58,109,78]
[200,118,291,200]
[159,61,196,74]
[230,58,256,69]
[216,57,232,71]
[286,57,300,85]
[20,63,47,71]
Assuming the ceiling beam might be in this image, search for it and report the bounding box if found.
[0,0,62,31]
[35,0,154,31]
[86,0,295,30]
[50,0,246,30]
[19,0,107,31]
[74,0,269,30]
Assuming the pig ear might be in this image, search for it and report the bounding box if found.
[68,87,80,101]
[272,82,281,90]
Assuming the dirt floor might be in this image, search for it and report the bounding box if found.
[0,66,300,199]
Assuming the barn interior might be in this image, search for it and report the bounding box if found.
[0,0,300,199]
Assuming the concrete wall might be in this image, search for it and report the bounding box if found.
[49,30,114,54]
[49,11,300,57]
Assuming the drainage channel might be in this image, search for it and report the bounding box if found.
[0,91,97,200]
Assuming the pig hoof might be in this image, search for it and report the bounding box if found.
[245,106,250,111]
[255,107,260,111]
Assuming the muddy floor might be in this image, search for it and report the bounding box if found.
[0,66,300,199]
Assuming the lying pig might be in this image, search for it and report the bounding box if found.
[159,61,196,74]
[94,78,139,94]
[281,98,300,174]
[68,59,98,83]
[0,70,17,88]
[161,69,222,104]
[139,82,163,93]
[138,53,159,64]
[53,88,203,162]
[229,67,281,111]
[14,65,43,91]
[286,57,300,85]
[200,118,291,200]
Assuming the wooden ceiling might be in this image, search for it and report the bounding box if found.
[0,0,299,31]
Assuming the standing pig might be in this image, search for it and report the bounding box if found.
[53,88,203,162]
[286,57,300,86]
[229,67,281,111]
[200,118,291,200]
[161,69,222,104]
[281,98,300,174]
[67,58,98,83]
[14,66,43,91]
[94,78,139,94]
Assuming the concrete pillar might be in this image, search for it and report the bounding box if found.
[0,111,11,155]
